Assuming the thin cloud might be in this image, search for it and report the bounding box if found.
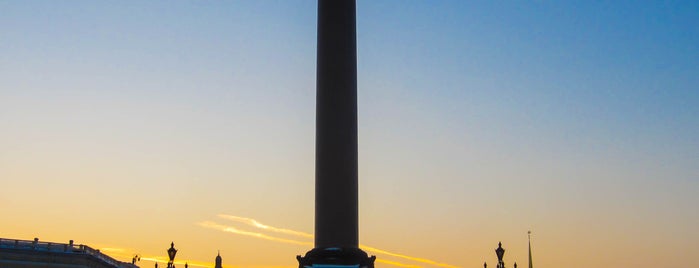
[361,246,460,268]
[376,259,422,268]
[198,221,312,246]
[219,214,314,238]
[204,215,462,268]
[199,221,422,268]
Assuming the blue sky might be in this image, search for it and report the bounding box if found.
[1,1,698,267]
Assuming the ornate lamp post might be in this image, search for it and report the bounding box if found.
[167,242,177,268]
[495,242,505,268]
[484,242,517,268]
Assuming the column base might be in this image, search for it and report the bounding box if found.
[297,247,375,268]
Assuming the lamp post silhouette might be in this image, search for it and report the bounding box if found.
[167,242,177,268]
[296,0,375,267]
[484,242,517,268]
[495,242,504,268]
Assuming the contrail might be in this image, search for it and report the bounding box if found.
[361,246,460,268]
[218,214,314,238]
[211,214,461,268]
[198,221,312,246]
[376,259,421,268]
[198,221,420,268]
[99,242,425,268]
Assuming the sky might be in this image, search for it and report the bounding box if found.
[1,1,698,268]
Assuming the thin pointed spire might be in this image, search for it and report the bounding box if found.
[528,231,533,268]
[215,250,223,268]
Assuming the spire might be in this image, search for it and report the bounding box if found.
[215,250,223,268]
[528,231,533,268]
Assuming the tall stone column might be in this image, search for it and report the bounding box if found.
[297,0,375,267]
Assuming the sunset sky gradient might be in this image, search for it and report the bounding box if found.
[1,1,698,268]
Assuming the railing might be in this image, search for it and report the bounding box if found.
[0,238,133,268]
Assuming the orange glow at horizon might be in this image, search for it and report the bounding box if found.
[99,248,213,268]
[80,245,429,268]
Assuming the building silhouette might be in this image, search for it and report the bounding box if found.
[0,237,138,268]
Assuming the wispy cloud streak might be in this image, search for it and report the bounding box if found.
[219,214,314,238]
[199,221,312,246]
[199,221,423,268]
[376,259,422,268]
[361,246,459,268]
[204,215,461,268]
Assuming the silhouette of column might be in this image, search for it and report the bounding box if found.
[297,0,374,267]
[315,0,358,249]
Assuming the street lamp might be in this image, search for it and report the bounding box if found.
[167,242,177,268]
[495,242,504,268]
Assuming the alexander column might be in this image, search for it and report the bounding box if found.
[297,0,375,267]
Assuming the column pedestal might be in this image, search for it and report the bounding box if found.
[298,248,375,268]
